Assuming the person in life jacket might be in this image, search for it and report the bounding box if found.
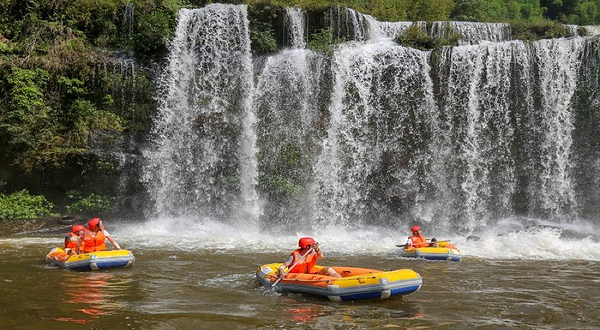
[406,225,438,248]
[77,217,121,253]
[277,237,341,278]
[64,224,86,255]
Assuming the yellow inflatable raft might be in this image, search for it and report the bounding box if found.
[400,241,462,261]
[256,264,422,301]
[45,247,135,270]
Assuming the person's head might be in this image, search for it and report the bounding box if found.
[298,237,315,250]
[72,224,86,234]
[88,217,103,231]
[410,225,421,235]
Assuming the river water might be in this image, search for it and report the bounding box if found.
[1,218,599,329]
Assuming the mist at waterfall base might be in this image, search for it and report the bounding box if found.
[136,4,600,262]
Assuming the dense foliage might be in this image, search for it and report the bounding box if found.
[65,190,116,214]
[395,25,460,50]
[0,190,56,220]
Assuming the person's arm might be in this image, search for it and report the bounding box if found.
[406,238,414,248]
[278,255,294,276]
[313,242,323,259]
[75,237,83,254]
[104,230,121,250]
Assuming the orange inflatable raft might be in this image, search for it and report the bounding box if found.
[257,264,422,301]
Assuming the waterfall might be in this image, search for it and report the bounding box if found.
[111,55,136,117]
[315,40,436,227]
[430,21,512,45]
[434,41,527,231]
[253,49,330,229]
[364,15,425,41]
[333,8,511,45]
[284,8,306,48]
[122,2,134,42]
[143,5,259,223]
[431,38,585,230]
[527,38,584,219]
[330,7,367,41]
[141,5,598,233]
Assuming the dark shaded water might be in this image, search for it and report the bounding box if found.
[1,236,599,329]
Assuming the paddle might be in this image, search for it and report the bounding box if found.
[271,247,314,288]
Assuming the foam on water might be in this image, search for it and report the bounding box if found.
[2,218,599,261]
[105,217,600,261]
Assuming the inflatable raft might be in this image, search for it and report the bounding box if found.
[256,264,422,301]
[45,247,135,270]
[400,241,462,261]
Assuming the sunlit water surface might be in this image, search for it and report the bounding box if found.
[1,218,599,329]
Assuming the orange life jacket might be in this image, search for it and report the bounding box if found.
[64,232,79,249]
[288,248,317,274]
[81,230,107,253]
[408,235,429,248]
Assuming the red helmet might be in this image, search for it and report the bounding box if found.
[298,237,315,249]
[72,224,85,233]
[88,217,102,230]
[410,225,421,233]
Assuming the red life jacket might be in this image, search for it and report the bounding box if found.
[64,232,79,249]
[288,248,317,274]
[81,230,107,253]
[408,235,429,248]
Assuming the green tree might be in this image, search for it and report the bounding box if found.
[575,1,599,24]
[407,0,455,21]
[1,67,52,167]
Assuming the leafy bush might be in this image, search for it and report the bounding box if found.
[132,9,176,55]
[395,25,459,51]
[248,5,279,55]
[0,67,124,171]
[65,191,116,214]
[258,174,305,198]
[511,21,573,41]
[307,27,345,54]
[0,190,56,221]
[250,22,279,54]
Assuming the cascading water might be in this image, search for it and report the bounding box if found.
[143,4,599,241]
[284,8,306,48]
[430,21,512,45]
[364,15,425,41]
[121,2,134,42]
[526,38,584,219]
[315,40,437,228]
[143,5,259,224]
[330,7,367,41]
[253,49,330,230]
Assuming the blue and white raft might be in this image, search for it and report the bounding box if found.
[45,247,135,270]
